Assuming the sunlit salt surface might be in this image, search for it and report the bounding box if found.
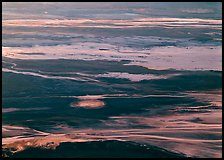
[2,18,222,28]
[95,72,181,82]
[70,100,105,109]
[2,45,222,71]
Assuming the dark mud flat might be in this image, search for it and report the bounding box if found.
[2,58,222,128]
[3,140,186,158]
[2,57,152,74]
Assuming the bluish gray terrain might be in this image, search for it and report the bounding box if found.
[2,2,222,158]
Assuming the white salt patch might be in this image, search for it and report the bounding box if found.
[95,72,180,82]
[70,100,105,109]
[3,18,221,28]
[2,45,222,71]
[127,46,222,71]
